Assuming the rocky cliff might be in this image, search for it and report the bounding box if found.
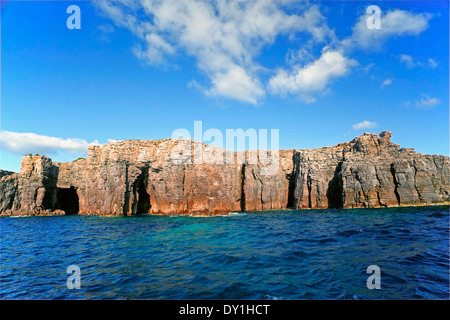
[1,131,448,217]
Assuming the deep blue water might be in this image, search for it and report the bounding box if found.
[1,206,449,299]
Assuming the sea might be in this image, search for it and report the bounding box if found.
[1,205,448,299]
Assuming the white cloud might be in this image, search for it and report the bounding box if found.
[268,49,356,102]
[361,63,375,73]
[95,0,336,104]
[343,9,431,50]
[428,58,438,69]
[399,54,439,69]
[95,2,433,104]
[353,120,377,130]
[98,23,115,34]
[399,54,416,68]
[206,65,265,104]
[0,131,98,156]
[133,33,176,65]
[97,23,116,42]
[381,78,393,87]
[187,79,203,92]
[416,94,439,108]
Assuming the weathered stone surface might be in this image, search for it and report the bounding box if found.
[242,149,294,211]
[0,155,60,216]
[1,132,448,217]
[339,132,449,208]
[292,145,345,209]
[0,170,14,179]
[0,174,20,213]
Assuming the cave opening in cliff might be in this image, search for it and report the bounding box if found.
[133,178,151,215]
[326,162,343,209]
[56,186,79,215]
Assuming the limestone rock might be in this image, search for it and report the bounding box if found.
[1,132,448,216]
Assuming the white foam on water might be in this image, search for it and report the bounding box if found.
[227,212,247,216]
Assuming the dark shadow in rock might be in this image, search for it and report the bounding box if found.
[56,186,79,215]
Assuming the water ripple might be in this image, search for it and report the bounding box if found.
[1,206,448,299]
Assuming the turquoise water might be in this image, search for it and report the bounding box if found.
[1,206,449,299]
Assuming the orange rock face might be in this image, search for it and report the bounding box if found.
[1,132,448,217]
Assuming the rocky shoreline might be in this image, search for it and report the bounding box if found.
[2,203,449,218]
[1,131,449,217]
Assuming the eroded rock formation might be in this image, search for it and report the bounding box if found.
[1,131,448,216]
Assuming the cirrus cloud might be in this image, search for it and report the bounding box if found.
[399,54,416,68]
[381,78,393,87]
[416,94,440,108]
[398,54,439,69]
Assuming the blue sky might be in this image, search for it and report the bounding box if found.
[1,0,448,172]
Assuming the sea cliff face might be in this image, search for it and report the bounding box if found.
[1,131,448,217]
